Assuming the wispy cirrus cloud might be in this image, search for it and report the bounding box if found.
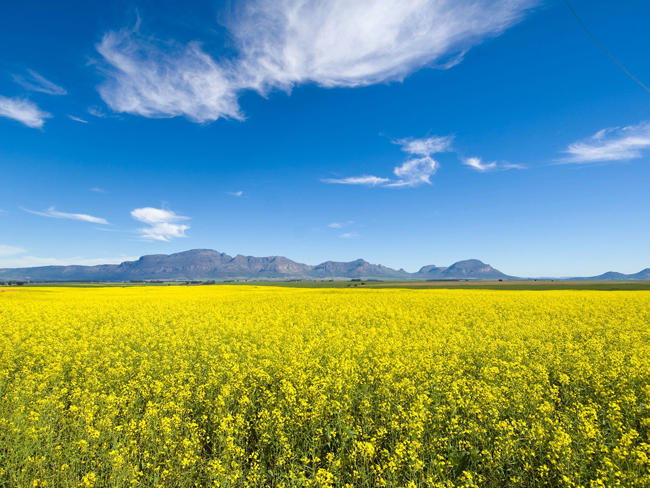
[323,135,452,188]
[392,135,454,156]
[96,25,243,123]
[339,232,360,239]
[131,207,189,241]
[0,96,51,128]
[231,0,536,91]
[560,122,650,164]
[227,190,243,197]
[89,187,107,193]
[22,206,109,224]
[12,70,67,95]
[462,157,524,172]
[95,0,536,123]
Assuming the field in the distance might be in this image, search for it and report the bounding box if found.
[1,286,649,486]
[19,280,650,291]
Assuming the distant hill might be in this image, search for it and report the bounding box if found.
[570,268,650,281]
[0,249,513,281]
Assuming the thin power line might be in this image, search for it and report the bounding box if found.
[564,0,650,94]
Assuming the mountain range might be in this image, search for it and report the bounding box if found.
[0,249,647,282]
[0,249,511,281]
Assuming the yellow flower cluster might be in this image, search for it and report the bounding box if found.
[0,286,649,486]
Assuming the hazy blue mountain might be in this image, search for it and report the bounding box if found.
[415,259,512,280]
[630,269,650,280]
[570,268,650,281]
[0,250,312,281]
[311,259,411,279]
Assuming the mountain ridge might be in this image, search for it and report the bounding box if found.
[0,249,512,281]
[0,249,647,281]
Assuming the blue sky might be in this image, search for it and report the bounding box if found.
[1,0,649,277]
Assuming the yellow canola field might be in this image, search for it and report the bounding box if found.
[0,286,649,487]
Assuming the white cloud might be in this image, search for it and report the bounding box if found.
[0,245,26,257]
[323,135,451,188]
[227,190,243,197]
[231,0,536,90]
[328,220,354,228]
[339,232,360,239]
[68,115,88,123]
[12,70,67,95]
[393,135,454,155]
[388,156,439,187]
[0,255,139,269]
[89,187,107,193]
[561,122,650,164]
[462,157,497,172]
[95,0,536,123]
[87,106,108,118]
[321,175,390,186]
[96,26,243,123]
[23,206,109,224]
[461,158,497,173]
[131,207,189,241]
[461,156,523,172]
[0,96,51,128]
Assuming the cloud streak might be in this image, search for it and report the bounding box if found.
[68,115,88,123]
[462,157,497,172]
[13,70,67,95]
[0,96,51,128]
[462,156,524,172]
[131,207,189,241]
[322,175,390,186]
[561,122,650,164]
[95,0,536,123]
[23,207,109,224]
[0,245,26,257]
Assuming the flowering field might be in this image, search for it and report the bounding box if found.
[1,287,649,487]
